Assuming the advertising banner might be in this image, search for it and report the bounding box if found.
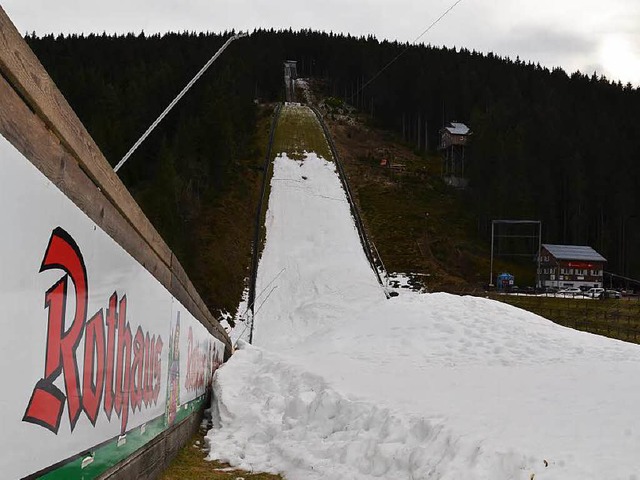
[0,133,224,479]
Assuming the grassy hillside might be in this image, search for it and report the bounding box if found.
[492,294,640,344]
[186,105,275,317]
[272,104,333,160]
[319,98,531,292]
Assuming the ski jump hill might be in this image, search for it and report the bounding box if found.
[4,5,640,477]
[0,8,231,479]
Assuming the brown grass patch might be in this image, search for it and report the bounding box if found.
[161,429,284,480]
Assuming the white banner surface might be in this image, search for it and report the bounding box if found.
[0,133,224,479]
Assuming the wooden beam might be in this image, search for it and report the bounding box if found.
[0,71,231,349]
[0,6,171,267]
[0,14,232,350]
[0,72,173,294]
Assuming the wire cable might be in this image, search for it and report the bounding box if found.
[247,285,278,345]
[351,0,465,101]
[114,32,248,173]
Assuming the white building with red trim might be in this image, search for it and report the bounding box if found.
[537,244,607,289]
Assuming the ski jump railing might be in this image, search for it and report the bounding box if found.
[0,7,231,479]
[310,105,390,297]
[248,103,283,343]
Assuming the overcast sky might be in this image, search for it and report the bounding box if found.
[4,0,640,86]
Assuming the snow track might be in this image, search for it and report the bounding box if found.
[251,152,383,348]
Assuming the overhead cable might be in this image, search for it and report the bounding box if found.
[114,32,248,173]
[352,0,465,100]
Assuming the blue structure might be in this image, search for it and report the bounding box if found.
[496,272,515,291]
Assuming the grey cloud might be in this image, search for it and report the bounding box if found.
[505,26,597,59]
[581,63,606,77]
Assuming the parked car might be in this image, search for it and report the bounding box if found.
[556,287,584,298]
[603,289,622,299]
[557,287,583,297]
[585,287,605,298]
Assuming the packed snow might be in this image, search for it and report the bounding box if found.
[207,152,640,480]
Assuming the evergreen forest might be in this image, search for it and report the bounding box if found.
[27,29,640,301]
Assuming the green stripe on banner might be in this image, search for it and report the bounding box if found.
[37,397,206,480]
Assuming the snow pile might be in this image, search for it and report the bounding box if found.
[219,286,253,346]
[295,78,315,104]
[209,341,503,480]
[207,152,640,480]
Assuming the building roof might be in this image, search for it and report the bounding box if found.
[542,244,607,262]
[444,122,470,135]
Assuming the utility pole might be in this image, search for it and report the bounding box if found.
[489,221,495,286]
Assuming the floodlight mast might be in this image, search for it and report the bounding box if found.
[114,32,248,173]
[489,220,542,288]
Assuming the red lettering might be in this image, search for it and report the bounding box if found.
[187,327,194,389]
[143,333,153,407]
[82,310,105,425]
[153,337,163,403]
[23,228,87,433]
[115,296,132,434]
[186,327,216,393]
[24,228,167,435]
[103,293,118,420]
[23,279,67,433]
[130,327,144,412]
[185,328,214,393]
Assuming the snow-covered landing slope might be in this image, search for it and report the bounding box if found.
[208,152,640,480]
[252,152,383,349]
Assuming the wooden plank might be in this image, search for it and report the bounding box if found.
[0,73,172,290]
[170,253,231,345]
[170,256,208,319]
[0,73,231,350]
[100,406,203,480]
[0,15,231,351]
[0,6,172,267]
[170,254,191,298]
[169,271,230,346]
